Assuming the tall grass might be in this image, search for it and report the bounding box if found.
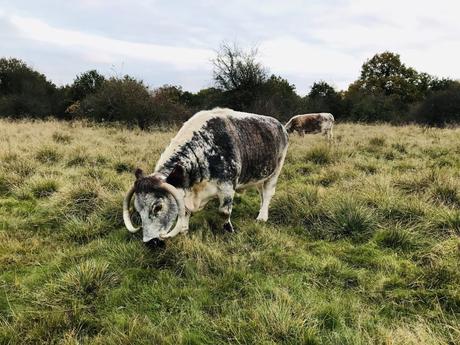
[0,119,459,344]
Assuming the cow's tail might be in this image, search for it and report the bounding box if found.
[285,118,293,132]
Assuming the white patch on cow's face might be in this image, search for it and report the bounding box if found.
[134,191,178,242]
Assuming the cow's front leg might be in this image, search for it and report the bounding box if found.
[218,184,235,233]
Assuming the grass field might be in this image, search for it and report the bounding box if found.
[0,119,459,344]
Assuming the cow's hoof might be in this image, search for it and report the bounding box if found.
[223,221,234,233]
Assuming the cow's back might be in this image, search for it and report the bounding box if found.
[225,114,287,185]
[155,108,287,188]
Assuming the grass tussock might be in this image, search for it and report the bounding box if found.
[56,259,119,300]
[325,198,377,241]
[52,131,73,144]
[35,145,62,164]
[0,120,459,344]
[29,177,59,198]
[303,144,337,165]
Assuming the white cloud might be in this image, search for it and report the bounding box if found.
[2,0,460,91]
[9,15,214,71]
[305,0,460,82]
[259,37,361,92]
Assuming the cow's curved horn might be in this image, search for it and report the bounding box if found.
[123,185,141,233]
[159,181,186,219]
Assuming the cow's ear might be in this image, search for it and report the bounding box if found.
[166,164,185,187]
[134,168,144,180]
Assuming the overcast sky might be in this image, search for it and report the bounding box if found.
[1,0,459,94]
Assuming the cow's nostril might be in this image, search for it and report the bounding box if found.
[144,238,165,249]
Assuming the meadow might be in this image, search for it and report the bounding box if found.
[0,119,459,344]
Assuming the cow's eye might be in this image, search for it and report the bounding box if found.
[152,204,163,214]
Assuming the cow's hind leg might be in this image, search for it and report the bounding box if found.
[256,177,277,222]
[328,126,334,141]
[218,183,235,232]
[256,148,288,222]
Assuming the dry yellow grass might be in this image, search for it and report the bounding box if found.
[0,119,459,344]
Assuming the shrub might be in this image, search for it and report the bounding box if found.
[0,58,57,118]
[413,83,460,126]
[80,76,156,128]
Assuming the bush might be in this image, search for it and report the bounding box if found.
[79,77,193,128]
[0,58,58,118]
[413,83,460,126]
[80,76,155,128]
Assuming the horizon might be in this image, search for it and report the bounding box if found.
[1,0,460,94]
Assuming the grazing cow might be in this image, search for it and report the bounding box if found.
[123,108,289,245]
[285,113,334,140]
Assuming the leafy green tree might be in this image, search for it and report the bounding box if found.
[412,81,460,126]
[0,58,57,117]
[150,85,193,124]
[355,52,422,103]
[303,81,343,118]
[212,43,267,110]
[183,87,224,110]
[251,75,301,122]
[344,52,446,122]
[70,70,105,101]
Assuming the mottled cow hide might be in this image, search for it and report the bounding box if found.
[123,108,289,244]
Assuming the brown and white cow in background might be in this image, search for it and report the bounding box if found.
[285,113,334,140]
[123,108,289,246]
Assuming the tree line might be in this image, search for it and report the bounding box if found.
[0,44,459,127]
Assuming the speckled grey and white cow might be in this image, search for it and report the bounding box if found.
[123,108,289,245]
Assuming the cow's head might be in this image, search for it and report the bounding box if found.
[123,166,186,246]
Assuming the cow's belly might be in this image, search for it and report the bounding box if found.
[236,178,267,192]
